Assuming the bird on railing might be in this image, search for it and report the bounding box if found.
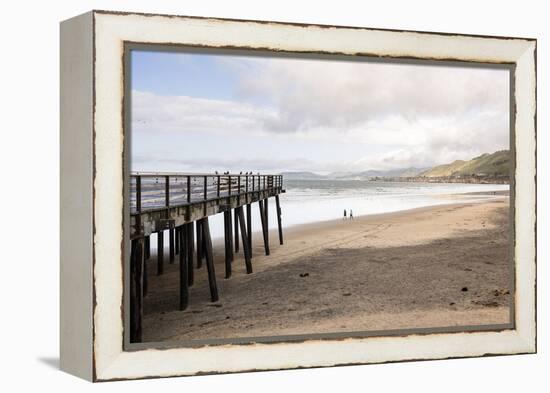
[239,171,242,175]
[215,171,218,175]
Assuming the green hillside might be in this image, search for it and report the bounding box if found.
[421,150,510,177]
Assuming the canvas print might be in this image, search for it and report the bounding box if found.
[127,48,512,345]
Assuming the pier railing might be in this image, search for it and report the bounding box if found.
[130,173,283,214]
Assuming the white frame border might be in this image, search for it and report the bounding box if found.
[91,11,536,381]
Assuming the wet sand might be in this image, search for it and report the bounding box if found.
[142,197,511,343]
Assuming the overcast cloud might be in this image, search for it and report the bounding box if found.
[131,51,509,173]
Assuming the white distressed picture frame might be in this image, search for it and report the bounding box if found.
[60,10,536,381]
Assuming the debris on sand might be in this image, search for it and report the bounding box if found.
[472,300,499,307]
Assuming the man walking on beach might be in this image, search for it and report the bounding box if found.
[343,209,347,220]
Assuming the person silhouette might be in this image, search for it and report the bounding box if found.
[350,209,354,220]
[343,209,347,220]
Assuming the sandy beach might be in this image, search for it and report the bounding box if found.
[142,196,511,343]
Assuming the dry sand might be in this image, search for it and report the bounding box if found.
[142,197,511,343]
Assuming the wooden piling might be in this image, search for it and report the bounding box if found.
[143,235,150,296]
[201,218,219,302]
[143,249,148,297]
[187,222,194,286]
[144,235,150,260]
[196,219,203,268]
[236,207,253,274]
[265,197,269,239]
[179,225,189,310]
[175,226,180,255]
[130,237,144,342]
[259,199,270,255]
[275,195,283,245]
[202,230,208,265]
[234,209,239,253]
[227,210,234,261]
[223,210,233,279]
[259,199,265,237]
[157,230,164,275]
[246,203,252,257]
[169,227,175,263]
[265,198,270,254]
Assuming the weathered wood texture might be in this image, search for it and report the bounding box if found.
[179,225,189,311]
[130,238,144,342]
[130,173,284,239]
[224,210,233,279]
[259,199,270,255]
[157,230,164,275]
[186,222,194,286]
[276,195,283,245]
[236,207,253,274]
[234,208,240,253]
[169,227,175,263]
[196,220,203,269]
[175,226,180,255]
[144,235,150,260]
[129,173,285,343]
[246,203,252,257]
[201,218,219,302]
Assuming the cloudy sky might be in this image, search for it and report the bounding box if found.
[130,50,509,174]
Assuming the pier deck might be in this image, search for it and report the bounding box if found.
[130,173,283,238]
[129,172,285,343]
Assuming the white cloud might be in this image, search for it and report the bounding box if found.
[132,91,278,135]
[132,57,509,172]
[233,58,509,135]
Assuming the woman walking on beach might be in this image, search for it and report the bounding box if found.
[350,209,354,220]
[343,209,347,220]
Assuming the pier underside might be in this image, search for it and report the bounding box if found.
[129,173,285,343]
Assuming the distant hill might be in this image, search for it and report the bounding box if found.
[327,171,355,179]
[421,150,510,178]
[278,171,326,180]
[327,167,428,180]
[278,152,509,182]
[366,167,429,178]
[280,168,429,180]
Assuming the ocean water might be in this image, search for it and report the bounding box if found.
[149,180,509,246]
[277,179,509,230]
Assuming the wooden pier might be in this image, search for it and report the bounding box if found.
[129,172,285,342]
